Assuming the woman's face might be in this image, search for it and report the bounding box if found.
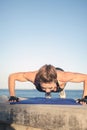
[40,82,57,93]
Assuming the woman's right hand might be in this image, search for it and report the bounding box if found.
[8,96,19,102]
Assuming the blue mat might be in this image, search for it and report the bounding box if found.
[10,97,80,105]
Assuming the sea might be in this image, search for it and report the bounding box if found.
[0,89,83,99]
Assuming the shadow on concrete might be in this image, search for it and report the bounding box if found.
[0,123,15,130]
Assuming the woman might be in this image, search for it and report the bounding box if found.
[8,64,87,104]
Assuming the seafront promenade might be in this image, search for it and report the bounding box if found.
[0,103,87,130]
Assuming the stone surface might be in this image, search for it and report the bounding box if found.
[0,104,87,130]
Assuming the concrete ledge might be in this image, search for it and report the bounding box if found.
[0,104,87,130]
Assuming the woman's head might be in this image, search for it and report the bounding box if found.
[36,64,57,83]
[35,64,57,93]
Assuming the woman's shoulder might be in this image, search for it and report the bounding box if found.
[56,70,65,81]
[24,71,38,82]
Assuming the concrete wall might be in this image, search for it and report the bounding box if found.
[0,103,87,130]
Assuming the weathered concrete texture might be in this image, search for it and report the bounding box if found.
[0,104,87,130]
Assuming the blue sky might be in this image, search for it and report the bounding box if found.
[0,0,87,89]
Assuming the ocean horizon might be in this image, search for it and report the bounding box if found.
[0,89,83,99]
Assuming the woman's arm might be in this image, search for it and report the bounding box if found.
[8,72,27,96]
[59,71,87,97]
[8,71,37,97]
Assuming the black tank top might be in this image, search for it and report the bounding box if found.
[34,67,64,92]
